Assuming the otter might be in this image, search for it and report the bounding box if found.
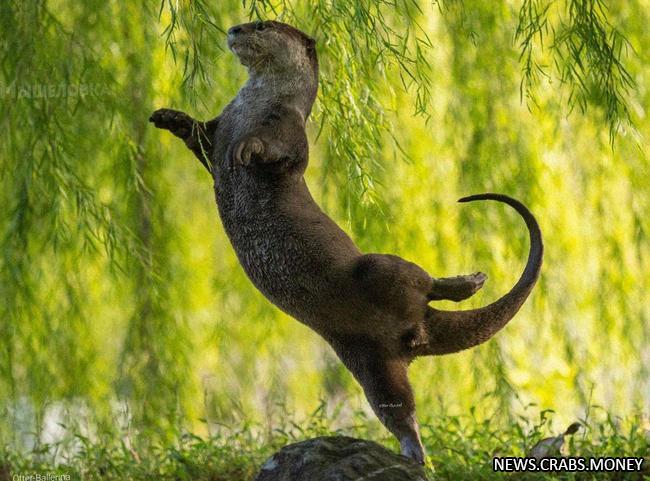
[149,20,543,464]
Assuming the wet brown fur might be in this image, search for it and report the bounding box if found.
[150,20,543,463]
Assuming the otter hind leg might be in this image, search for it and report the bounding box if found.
[363,357,425,464]
[149,108,216,172]
[428,272,487,302]
[332,340,426,464]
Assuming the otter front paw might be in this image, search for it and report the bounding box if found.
[149,108,192,138]
[231,137,264,168]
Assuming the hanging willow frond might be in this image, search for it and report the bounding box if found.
[516,0,635,144]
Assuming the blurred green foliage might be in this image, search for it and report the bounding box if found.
[0,0,648,452]
[1,406,648,480]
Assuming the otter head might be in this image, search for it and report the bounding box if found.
[227,20,318,79]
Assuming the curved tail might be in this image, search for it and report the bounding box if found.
[423,193,543,355]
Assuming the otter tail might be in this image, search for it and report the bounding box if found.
[422,193,543,355]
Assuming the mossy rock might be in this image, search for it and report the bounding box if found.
[254,436,429,481]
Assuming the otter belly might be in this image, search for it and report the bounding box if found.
[214,190,320,318]
[229,221,325,320]
[213,172,361,325]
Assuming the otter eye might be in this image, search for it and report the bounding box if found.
[255,22,266,31]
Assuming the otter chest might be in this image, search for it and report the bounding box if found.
[214,181,314,316]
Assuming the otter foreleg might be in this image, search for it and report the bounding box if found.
[229,110,308,173]
[332,340,426,464]
[149,108,217,172]
[230,131,308,172]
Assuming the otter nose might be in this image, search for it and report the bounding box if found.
[228,25,243,35]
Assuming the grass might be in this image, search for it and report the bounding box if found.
[1,406,647,480]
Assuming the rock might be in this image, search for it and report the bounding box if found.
[254,436,429,481]
[527,422,581,459]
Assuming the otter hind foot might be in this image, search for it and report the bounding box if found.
[428,272,487,302]
[400,435,426,465]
